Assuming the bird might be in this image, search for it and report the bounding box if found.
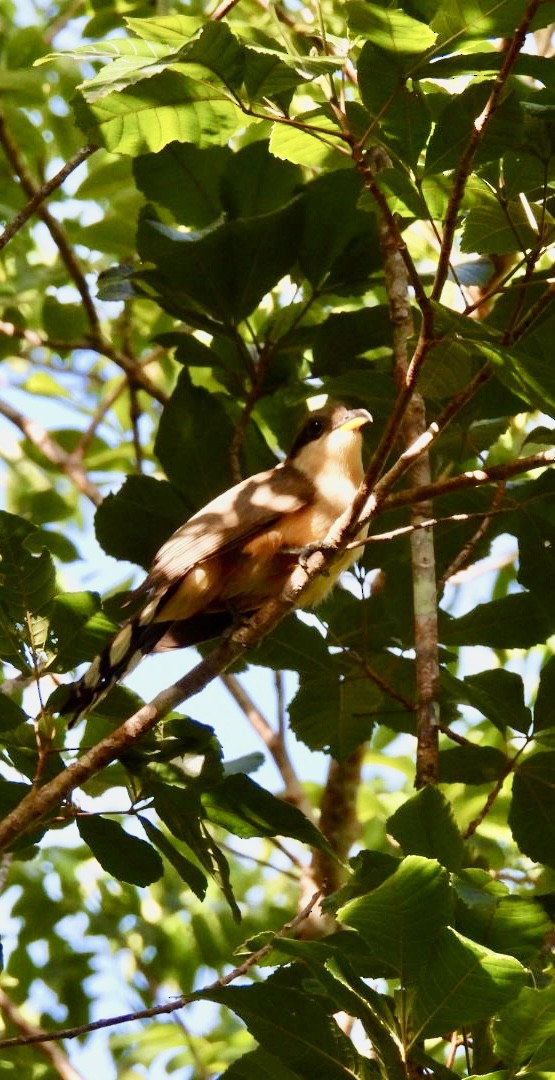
[63,402,372,726]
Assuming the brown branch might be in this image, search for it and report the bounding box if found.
[380,445,555,514]
[0,397,103,506]
[0,988,85,1079]
[347,507,506,548]
[463,743,528,841]
[309,747,365,903]
[349,364,493,535]
[362,146,439,786]
[0,111,100,334]
[0,140,98,254]
[0,889,322,1049]
[0,319,169,408]
[431,0,543,301]
[211,0,241,18]
[97,342,169,406]
[440,482,507,587]
[220,672,315,821]
[0,514,370,853]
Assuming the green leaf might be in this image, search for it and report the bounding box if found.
[410,928,526,1042]
[0,695,28,731]
[0,511,56,671]
[154,377,235,505]
[430,0,555,43]
[202,774,328,851]
[46,591,116,672]
[249,617,330,676]
[138,816,207,899]
[337,856,452,980]
[150,782,239,917]
[137,197,303,325]
[387,786,464,871]
[533,656,555,732]
[508,751,555,867]
[73,71,248,155]
[455,870,551,964]
[438,746,508,785]
[441,593,554,649]
[95,475,190,568]
[133,142,230,226]
[425,83,522,174]
[224,1048,300,1079]
[461,196,542,255]
[347,2,437,52]
[299,169,380,290]
[203,976,370,1079]
[463,669,531,734]
[221,140,303,219]
[269,111,346,168]
[289,672,380,759]
[77,815,164,886]
[495,985,555,1068]
[357,42,432,168]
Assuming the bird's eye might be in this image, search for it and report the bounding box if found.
[306,417,324,440]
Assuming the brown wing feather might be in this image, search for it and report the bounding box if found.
[141,462,314,595]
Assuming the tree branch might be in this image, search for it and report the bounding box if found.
[0,397,103,506]
[0,111,100,334]
[380,446,555,513]
[0,140,97,253]
[220,672,315,821]
[0,988,85,1078]
[0,889,323,1048]
[431,0,544,301]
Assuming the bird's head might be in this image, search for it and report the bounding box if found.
[288,403,372,482]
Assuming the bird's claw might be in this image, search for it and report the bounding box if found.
[285,541,337,573]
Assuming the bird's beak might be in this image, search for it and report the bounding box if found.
[336,408,373,432]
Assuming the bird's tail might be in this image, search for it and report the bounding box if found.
[64,616,168,728]
[62,609,237,728]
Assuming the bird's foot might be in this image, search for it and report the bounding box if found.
[286,541,338,573]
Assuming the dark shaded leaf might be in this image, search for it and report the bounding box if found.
[441,592,554,649]
[202,773,328,851]
[134,141,230,226]
[138,815,207,899]
[95,475,190,568]
[509,751,555,867]
[77,815,164,885]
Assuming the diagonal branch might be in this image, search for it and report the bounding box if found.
[0,140,97,254]
[0,111,100,335]
[221,672,315,821]
[431,0,544,302]
[0,397,103,506]
[0,889,322,1049]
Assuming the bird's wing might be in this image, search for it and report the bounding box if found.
[143,462,313,593]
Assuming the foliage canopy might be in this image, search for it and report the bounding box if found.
[1,0,555,1076]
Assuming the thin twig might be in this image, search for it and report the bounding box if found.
[0,988,85,1078]
[432,0,543,301]
[0,141,97,253]
[380,445,555,514]
[0,111,100,334]
[440,482,507,587]
[0,397,103,506]
[221,673,315,821]
[0,890,323,1048]
[463,742,529,840]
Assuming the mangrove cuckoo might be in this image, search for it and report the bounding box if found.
[64,402,372,725]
